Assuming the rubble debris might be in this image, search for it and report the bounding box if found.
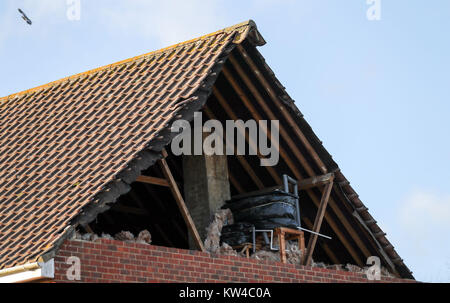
[73,231,98,241]
[101,233,114,240]
[204,209,234,255]
[312,261,327,269]
[114,231,135,242]
[136,230,152,244]
[285,242,303,265]
[73,229,153,245]
[73,230,82,240]
[345,263,365,273]
[326,264,344,271]
[307,262,394,278]
[381,267,394,278]
[218,243,238,257]
[252,250,280,262]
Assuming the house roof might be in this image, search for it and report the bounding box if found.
[0,20,265,270]
[0,20,413,279]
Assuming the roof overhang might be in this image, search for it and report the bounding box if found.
[0,259,54,283]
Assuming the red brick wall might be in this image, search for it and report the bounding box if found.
[53,239,414,283]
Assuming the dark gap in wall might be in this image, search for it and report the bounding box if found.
[89,150,189,249]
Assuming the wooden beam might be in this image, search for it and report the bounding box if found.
[158,150,205,252]
[305,180,334,266]
[298,173,334,190]
[136,175,169,187]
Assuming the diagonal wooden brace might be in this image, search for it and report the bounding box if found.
[158,149,205,252]
[304,174,334,266]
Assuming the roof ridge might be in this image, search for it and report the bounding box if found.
[0,20,255,103]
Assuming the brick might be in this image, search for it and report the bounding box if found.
[52,239,414,284]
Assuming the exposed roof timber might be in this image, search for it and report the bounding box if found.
[236,45,327,174]
[218,58,366,267]
[136,175,169,187]
[228,169,246,194]
[229,48,378,260]
[297,173,335,191]
[206,96,349,264]
[209,90,282,184]
[302,216,340,264]
[159,150,205,251]
[305,178,334,266]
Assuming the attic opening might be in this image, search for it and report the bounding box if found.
[85,150,189,249]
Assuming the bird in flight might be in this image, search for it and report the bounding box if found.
[18,9,32,25]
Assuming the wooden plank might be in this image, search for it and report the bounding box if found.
[277,229,287,264]
[302,216,340,264]
[305,180,334,266]
[158,151,205,252]
[299,232,306,264]
[136,175,169,187]
[298,173,334,190]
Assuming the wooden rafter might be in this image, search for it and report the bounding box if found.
[136,175,169,187]
[233,47,375,263]
[218,65,364,266]
[235,45,327,173]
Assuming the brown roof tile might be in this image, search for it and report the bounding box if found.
[0,21,262,269]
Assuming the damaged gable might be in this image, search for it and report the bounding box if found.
[0,20,412,280]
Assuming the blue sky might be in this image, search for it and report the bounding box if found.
[1,0,449,282]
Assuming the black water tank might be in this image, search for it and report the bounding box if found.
[222,189,299,230]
